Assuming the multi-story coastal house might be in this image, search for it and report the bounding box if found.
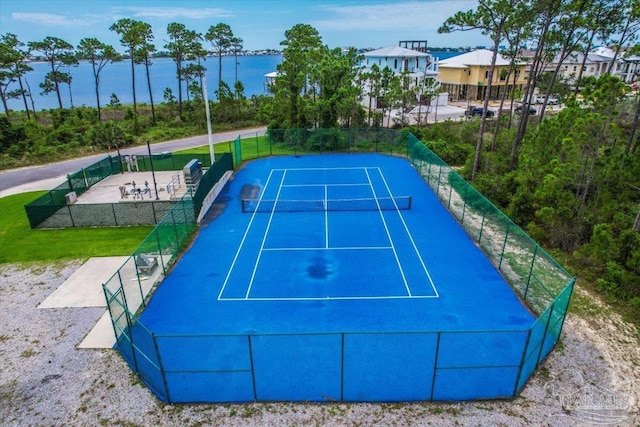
[359,40,443,109]
[437,49,528,102]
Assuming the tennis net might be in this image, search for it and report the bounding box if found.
[241,196,412,213]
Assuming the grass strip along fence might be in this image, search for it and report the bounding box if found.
[103,128,574,403]
[24,153,217,228]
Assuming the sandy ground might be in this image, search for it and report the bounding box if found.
[0,261,638,427]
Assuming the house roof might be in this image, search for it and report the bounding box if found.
[438,49,513,68]
[559,52,611,64]
[363,46,430,58]
[590,46,616,58]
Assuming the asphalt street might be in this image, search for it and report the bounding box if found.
[0,126,266,192]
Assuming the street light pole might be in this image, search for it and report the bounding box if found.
[202,75,215,166]
[146,139,160,201]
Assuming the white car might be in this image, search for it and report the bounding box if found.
[532,95,560,105]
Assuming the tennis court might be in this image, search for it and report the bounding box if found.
[126,153,536,402]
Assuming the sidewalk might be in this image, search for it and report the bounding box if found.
[0,175,67,198]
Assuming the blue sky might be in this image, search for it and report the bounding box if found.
[0,0,489,51]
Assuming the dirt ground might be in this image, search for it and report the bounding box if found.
[0,261,638,426]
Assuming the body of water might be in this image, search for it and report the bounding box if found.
[6,54,283,112]
[6,51,462,112]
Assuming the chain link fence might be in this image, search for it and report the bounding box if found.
[25,153,220,229]
[103,129,574,403]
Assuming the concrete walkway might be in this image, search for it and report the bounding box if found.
[38,257,129,349]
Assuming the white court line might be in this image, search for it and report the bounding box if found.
[376,167,439,297]
[270,167,372,171]
[217,170,276,301]
[244,170,288,299]
[262,246,393,251]
[220,295,440,302]
[364,168,412,297]
[281,183,370,187]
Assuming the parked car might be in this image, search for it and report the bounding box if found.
[515,105,537,115]
[465,106,495,118]
[532,95,560,105]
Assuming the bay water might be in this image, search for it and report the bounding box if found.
[6,51,461,112]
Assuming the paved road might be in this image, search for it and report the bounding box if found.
[0,126,266,192]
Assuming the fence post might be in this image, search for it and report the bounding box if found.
[248,335,257,401]
[340,333,345,402]
[499,223,511,269]
[513,329,533,396]
[524,245,539,300]
[536,302,556,366]
[67,205,75,227]
[151,202,158,224]
[478,213,486,244]
[111,203,118,226]
[170,210,180,249]
[430,332,441,401]
[154,229,166,275]
[152,333,172,404]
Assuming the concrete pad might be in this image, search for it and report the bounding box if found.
[39,256,128,308]
[78,311,116,349]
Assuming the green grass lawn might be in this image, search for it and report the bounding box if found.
[0,192,153,264]
[176,135,300,160]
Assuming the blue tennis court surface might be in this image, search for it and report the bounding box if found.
[137,153,536,401]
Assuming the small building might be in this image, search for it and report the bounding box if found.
[437,49,527,101]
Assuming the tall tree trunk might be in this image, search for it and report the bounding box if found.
[130,50,137,117]
[18,77,31,120]
[573,32,597,96]
[51,61,63,109]
[67,80,74,108]
[471,36,501,181]
[510,25,549,169]
[92,61,101,120]
[176,61,183,116]
[608,13,633,74]
[25,79,37,120]
[492,61,516,150]
[0,86,9,118]
[218,52,223,89]
[234,51,239,85]
[145,61,156,125]
[626,94,640,155]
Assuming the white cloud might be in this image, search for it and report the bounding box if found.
[117,7,233,20]
[11,12,93,27]
[310,1,475,32]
